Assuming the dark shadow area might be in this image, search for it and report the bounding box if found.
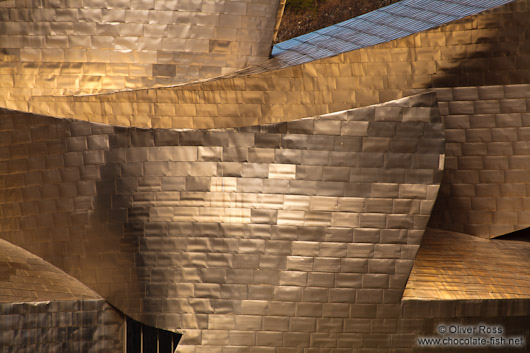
[494,227,530,242]
[428,4,530,239]
[432,3,530,88]
[126,316,181,353]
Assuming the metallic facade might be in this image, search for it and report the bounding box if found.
[4,0,530,128]
[404,228,530,300]
[0,92,445,351]
[0,237,124,352]
[428,84,530,238]
[0,299,124,352]
[1,0,530,352]
[0,0,283,100]
[0,237,100,302]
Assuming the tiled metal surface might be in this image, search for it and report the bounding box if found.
[1,0,530,350]
[0,0,282,98]
[0,92,444,351]
[402,300,530,353]
[271,0,514,66]
[10,0,530,129]
[404,228,530,300]
[428,84,530,238]
[0,211,125,351]
[0,238,100,302]
[0,299,124,352]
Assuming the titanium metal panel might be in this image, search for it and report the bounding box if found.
[0,92,445,351]
[1,0,530,350]
[428,84,530,238]
[0,0,283,97]
[404,228,530,300]
[0,238,124,351]
[12,0,530,131]
[0,238,100,302]
[0,299,124,352]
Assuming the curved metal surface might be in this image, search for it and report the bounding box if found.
[0,299,124,352]
[12,0,530,130]
[0,237,125,351]
[0,0,282,98]
[404,228,530,300]
[1,0,530,350]
[0,92,444,351]
[0,237,101,302]
[428,84,530,238]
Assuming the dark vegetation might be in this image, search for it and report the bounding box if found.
[276,0,401,43]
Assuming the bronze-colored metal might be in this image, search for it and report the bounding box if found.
[0,0,282,99]
[272,0,287,43]
[0,238,125,351]
[2,0,529,129]
[1,0,530,351]
[0,299,125,351]
[0,92,445,351]
[0,237,100,302]
[428,84,530,238]
[404,228,530,300]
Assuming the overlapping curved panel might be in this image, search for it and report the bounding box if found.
[404,228,530,300]
[8,0,530,129]
[428,84,530,238]
[0,92,444,350]
[0,0,283,102]
[3,0,530,350]
[0,299,124,352]
[0,238,124,352]
[0,237,100,302]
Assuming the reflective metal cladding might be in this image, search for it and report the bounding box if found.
[1,0,530,351]
[404,228,530,300]
[0,92,445,350]
[429,85,530,238]
[6,0,530,129]
[0,0,283,98]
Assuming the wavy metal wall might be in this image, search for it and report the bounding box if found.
[0,0,282,100]
[404,228,530,300]
[7,0,530,129]
[1,0,530,351]
[0,92,445,351]
[0,237,125,352]
[428,84,530,238]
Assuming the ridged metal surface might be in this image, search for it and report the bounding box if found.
[0,92,445,351]
[0,197,125,352]
[1,0,530,350]
[404,228,530,300]
[271,0,514,66]
[10,0,530,130]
